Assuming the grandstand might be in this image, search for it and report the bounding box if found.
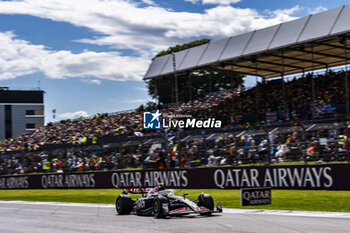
[145,4,350,115]
[1,5,350,175]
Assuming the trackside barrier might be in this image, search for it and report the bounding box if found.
[0,163,349,190]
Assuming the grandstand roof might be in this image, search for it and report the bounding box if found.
[144,5,350,80]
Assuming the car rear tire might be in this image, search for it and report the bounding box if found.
[153,196,168,218]
[116,194,133,215]
[198,194,214,216]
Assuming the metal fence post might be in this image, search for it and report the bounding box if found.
[294,118,308,165]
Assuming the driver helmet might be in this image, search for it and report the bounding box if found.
[157,183,165,191]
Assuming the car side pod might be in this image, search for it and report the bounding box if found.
[216,201,223,212]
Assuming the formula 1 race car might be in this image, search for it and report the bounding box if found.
[115,184,223,218]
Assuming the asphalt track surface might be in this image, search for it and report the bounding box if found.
[0,201,350,233]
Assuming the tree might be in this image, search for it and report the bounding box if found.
[154,38,211,59]
[147,39,245,104]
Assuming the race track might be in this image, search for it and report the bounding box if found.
[0,201,349,233]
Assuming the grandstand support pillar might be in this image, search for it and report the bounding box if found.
[231,65,235,112]
[209,72,213,93]
[172,53,179,104]
[188,72,192,101]
[255,63,260,121]
[281,74,287,118]
[311,44,315,119]
[281,51,287,119]
[344,39,349,114]
[174,74,179,104]
[255,76,259,120]
[171,77,174,103]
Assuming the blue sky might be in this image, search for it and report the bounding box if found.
[0,0,348,123]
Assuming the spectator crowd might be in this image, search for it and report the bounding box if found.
[0,69,350,175]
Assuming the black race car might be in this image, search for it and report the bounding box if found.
[116,184,223,218]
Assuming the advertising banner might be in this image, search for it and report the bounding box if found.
[0,163,349,190]
[240,187,271,206]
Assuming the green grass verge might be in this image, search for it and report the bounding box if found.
[0,189,349,212]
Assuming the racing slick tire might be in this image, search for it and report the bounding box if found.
[153,196,169,218]
[197,194,214,216]
[116,194,133,215]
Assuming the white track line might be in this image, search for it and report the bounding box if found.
[223,208,350,219]
[0,200,349,219]
[0,200,114,208]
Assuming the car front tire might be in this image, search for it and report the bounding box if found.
[153,196,168,218]
[116,194,133,215]
[198,194,214,216]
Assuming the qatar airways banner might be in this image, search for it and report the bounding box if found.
[0,163,350,190]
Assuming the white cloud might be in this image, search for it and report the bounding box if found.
[161,6,299,38]
[80,79,102,85]
[0,0,302,81]
[202,0,241,5]
[0,31,148,81]
[185,0,241,4]
[307,6,327,14]
[141,0,157,6]
[184,0,199,4]
[0,0,300,46]
[271,5,301,16]
[59,110,89,119]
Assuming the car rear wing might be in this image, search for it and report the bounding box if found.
[123,188,152,194]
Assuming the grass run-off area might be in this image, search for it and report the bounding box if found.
[0,189,349,212]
